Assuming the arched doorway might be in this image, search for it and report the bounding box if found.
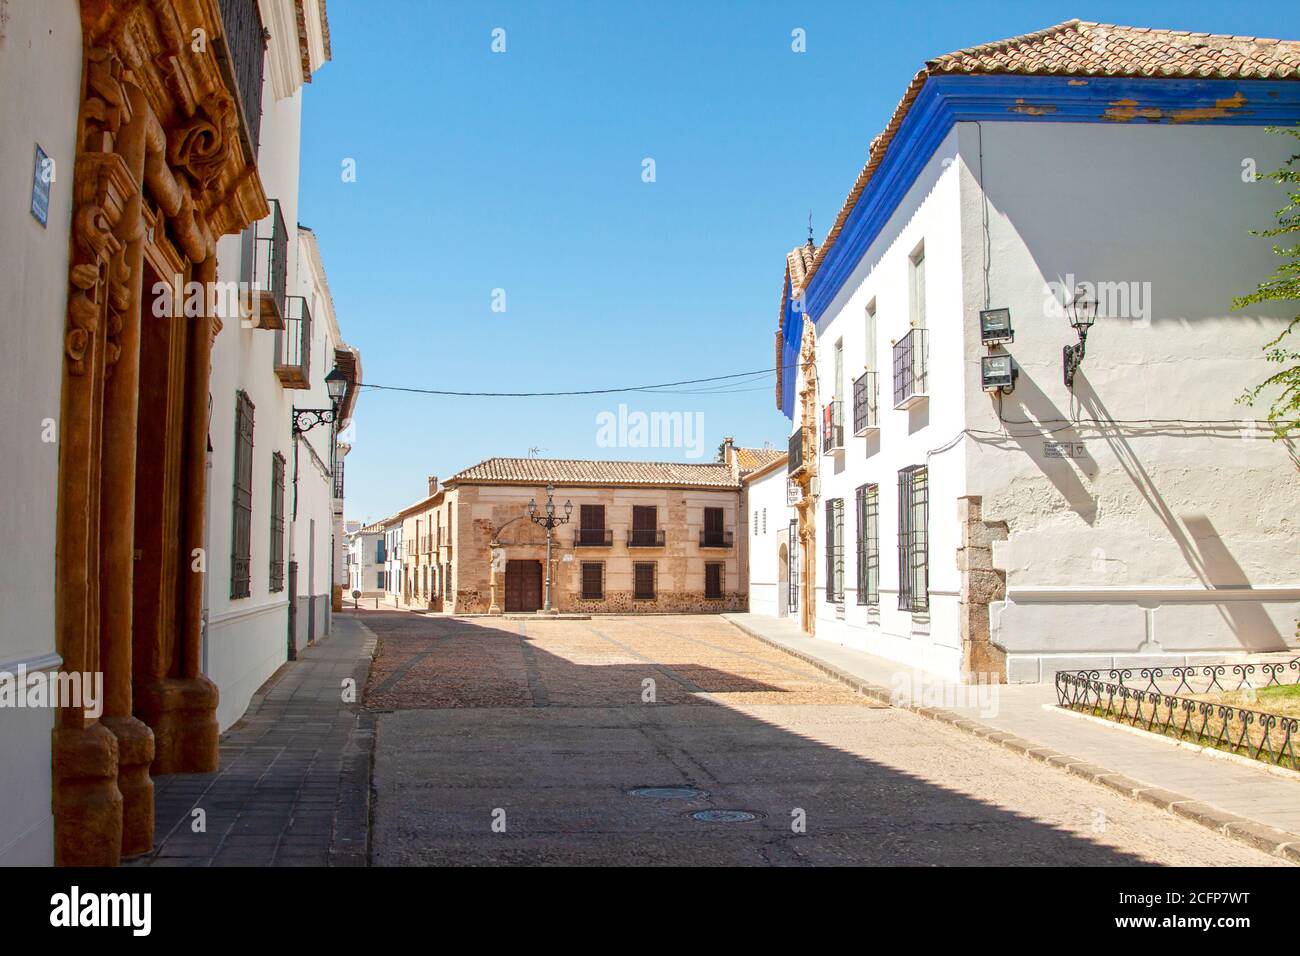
[777,542,789,617]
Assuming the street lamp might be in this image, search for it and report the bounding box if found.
[292,365,348,435]
[1062,285,1096,388]
[527,482,572,613]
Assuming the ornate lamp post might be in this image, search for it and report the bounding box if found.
[527,483,572,613]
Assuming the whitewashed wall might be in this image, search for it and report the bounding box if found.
[956,120,1300,680]
[0,0,81,867]
[809,127,970,679]
[744,466,795,618]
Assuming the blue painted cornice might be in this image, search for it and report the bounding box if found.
[803,74,1300,322]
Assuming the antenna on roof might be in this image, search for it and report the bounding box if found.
[807,209,814,247]
[527,446,543,458]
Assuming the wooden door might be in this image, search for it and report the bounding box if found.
[504,559,542,612]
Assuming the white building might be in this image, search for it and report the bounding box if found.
[771,20,1300,683]
[382,518,405,606]
[345,522,386,595]
[742,454,796,618]
[0,0,359,865]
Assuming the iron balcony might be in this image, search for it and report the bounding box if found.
[699,530,734,549]
[627,528,666,548]
[574,528,614,547]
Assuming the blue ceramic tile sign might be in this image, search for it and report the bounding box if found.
[31,144,51,227]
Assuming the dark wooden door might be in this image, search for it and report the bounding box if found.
[504,559,542,612]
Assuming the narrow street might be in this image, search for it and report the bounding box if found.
[361,612,1283,867]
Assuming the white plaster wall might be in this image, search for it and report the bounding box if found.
[205,77,306,729]
[956,120,1300,680]
[0,0,81,867]
[744,467,795,617]
[808,127,969,679]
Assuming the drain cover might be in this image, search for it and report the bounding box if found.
[628,786,709,800]
[689,809,761,823]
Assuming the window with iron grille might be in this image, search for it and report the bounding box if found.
[788,520,799,613]
[824,498,844,604]
[897,466,929,611]
[269,452,285,593]
[855,483,878,606]
[230,391,255,598]
[581,562,605,600]
[633,562,657,600]
[704,562,724,600]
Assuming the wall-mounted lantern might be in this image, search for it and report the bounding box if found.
[979,308,1014,345]
[981,353,1018,393]
[1062,286,1096,387]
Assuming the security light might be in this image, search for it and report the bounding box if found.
[979,308,1014,345]
[981,353,1017,393]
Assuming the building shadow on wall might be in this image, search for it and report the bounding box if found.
[975,372,1099,524]
[1073,381,1286,651]
[358,610,1159,866]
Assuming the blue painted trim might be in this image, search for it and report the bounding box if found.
[803,75,1300,322]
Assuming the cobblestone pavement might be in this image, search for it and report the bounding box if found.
[128,615,375,867]
[364,612,1286,866]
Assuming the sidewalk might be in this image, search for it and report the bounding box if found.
[724,613,1300,861]
[128,614,376,866]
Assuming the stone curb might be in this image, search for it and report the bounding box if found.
[725,617,1300,865]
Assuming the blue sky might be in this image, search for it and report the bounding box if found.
[299,0,1300,524]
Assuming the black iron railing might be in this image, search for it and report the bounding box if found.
[788,427,804,474]
[574,528,613,547]
[893,328,927,408]
[215,0,266,159]
[333,458,344,499]
[627,529,666,547]
[1056,661,1299,770]
[249,199,287,327]
[274,294,312,388]
[852,371,878,434]
[821,400,843,454]
[699,530,733,548]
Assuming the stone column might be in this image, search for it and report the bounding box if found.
[98,84,156,857]
[135,254,220,774]
[957,496,1008,682]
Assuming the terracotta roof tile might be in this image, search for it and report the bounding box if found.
[735,447,785,474]
[446,457,741,489]
[795,19,1300,299]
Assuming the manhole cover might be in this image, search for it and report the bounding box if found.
[628,786,709,800]
[689,809,761,823]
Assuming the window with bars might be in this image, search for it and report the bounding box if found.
[704,562,724,600]
[633,562,657,600]
[581,561,605,600]
[824,498,845,604]
[898,465,929,612]
[788,519,799,613]
[855,483,879,606]
[269,452,285,593]
[230,391,255,598]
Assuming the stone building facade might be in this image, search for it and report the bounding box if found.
[390,446,779,615]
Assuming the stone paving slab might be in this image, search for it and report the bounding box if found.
[126,615,376,867]
[723,613,1300,863]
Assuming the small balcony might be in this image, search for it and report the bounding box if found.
[246,199,287,329]
[787,427,805,475]
[574,528,613,547]
[821,400,844,454]
[852,370,879,435]
[699,530,734,549]
[893,327,928,409]
[274,295,312,389]
[627,528,666,548]
[332,458,344,498]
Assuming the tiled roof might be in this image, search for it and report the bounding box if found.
[735,447,785,475]
[797,19,1300,299]
[446,457,740,489]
